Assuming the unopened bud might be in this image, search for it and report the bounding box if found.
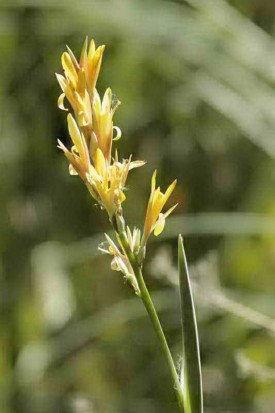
[115,213,125,233]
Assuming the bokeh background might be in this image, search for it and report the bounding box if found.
[1,0,275,412]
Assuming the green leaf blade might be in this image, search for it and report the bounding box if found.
[178,235,203,413]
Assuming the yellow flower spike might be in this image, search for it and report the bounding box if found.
[56,39,145,219]
[141,170,177,246]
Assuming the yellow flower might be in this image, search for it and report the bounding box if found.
[86,149,145,217]
[141,170,177,246]
[91,88,121,163]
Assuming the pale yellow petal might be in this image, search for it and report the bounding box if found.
[55,73,67,92]
[154,214,165,236]
[112,126,122,141]
[105,234,121,256]
[102,88,112,113]
[129,160,146,170]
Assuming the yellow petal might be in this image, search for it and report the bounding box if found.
[163,203,178,219]
[62,52,78,89]
[77,68,86,96]
[66,45,79,70]
[88,39,96,58]
[80,36,88,68]
[163,179,177,204]
[67,114,89,166]
[151,170,157,192]
[94,148,106,177]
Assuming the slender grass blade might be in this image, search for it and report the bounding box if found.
[178,235,203,413]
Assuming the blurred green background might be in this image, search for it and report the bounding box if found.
[1,0,275,412]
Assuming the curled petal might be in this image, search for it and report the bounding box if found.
[112,126,122,141]
[57,93,68,111]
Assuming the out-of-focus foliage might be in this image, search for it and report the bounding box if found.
[1,0,275,412]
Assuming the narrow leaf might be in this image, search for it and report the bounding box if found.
[178,234,203,413]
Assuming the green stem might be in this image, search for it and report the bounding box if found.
[118,229,185,413]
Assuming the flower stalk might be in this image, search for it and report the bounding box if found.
[116,225,185,412]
